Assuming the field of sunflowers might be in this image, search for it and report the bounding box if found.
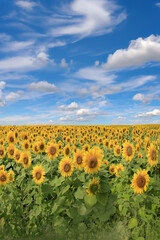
[0,124,160,240]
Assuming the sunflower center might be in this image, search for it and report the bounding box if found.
[90,184,98,194]
[50,147,56,155]
[65,148,69,155]
[23,157,28,164]
[0,175,6,182]
[110,144,113,148]
[127,146,132,156]
[25,144,29,149]
[0,150,4,156]
[88,156,98,168]
[10,137,14,142]
[151,150,157,161]
[15,133,18,138]
[64,163,71,172]
[117,149,120,154]
[10,149,14,155]
[111,168,114,172]
[85,147,88,151]
[35,172,41,180]
[40,144,44,150]
[77,156,82,164]
[136,175,146,188]
[16,154,20,160]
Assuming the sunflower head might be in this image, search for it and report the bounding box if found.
[14,149,21,163]
[115,163,124,177]
[59,157,74,177]
[46,143,58,160]
[0,146,5,159]
[64,144,71,157]
[8,170,14,182]
[122,141,135,162]
[114,145,121,157]
[147,144,158,166]
[0,170,8,185]
[32,165,45,185]
[83,147,103,174]
[86,177,100,196]
[74,150,84,170]
[7,144,15,159]
[109,164,116,175]
[20,151,31,168]
[131,169,150,194]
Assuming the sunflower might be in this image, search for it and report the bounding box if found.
[64,144,71,157]
[109,140,114,150]
[7,131,15,144]
[103,159,109,166]
[0,170,8,185]
[8,170,14,182]
[109,164,116,175]
[131,169,150,194]
[32,142,39,154]
[14,149,21,163]
[83,147,103,174]
[20,151,31,168]
[122,141,135,162]
[7,144,15,159]
[59,157,74,177]
[74,149,84,170]
[82,144,90,152]
[147,144,158,166]
[114,145,121,157]
[22,140,30,151]
[86,177,100,196]
[0,165,5,171]
[115,163,124,177]
[32,165,45,185]
[38,140,46,153]
[46,143,58,160]
[0,146,5,159]
[103,139,109,148]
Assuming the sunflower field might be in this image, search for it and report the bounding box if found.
[0,125,160,240]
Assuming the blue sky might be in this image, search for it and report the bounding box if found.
[0,0,160,125]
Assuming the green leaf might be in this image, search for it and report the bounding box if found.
[78,204,87,216]
[97,192,108,206]
[74,187,86,199]
[128,218,138,229]
[78,173,86,182]
[84,194,97,208]
[52,204,58,214]
[61,185,70,195]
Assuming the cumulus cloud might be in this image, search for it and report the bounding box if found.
[28,81,58,92]
[103,34,160,69]
[50,0,126,39]
[58,102,79,111]
[135,109,160,118]
[133,93,154,104]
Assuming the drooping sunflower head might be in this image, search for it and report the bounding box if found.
[115,163,124,177]
[83,147,103,174]
[122,141,135,162]
[147,144,158,166]
[74,150,84,170]
[59,157,74,177]
[86,177,100,196]
[131,169,150,194]
[32,165,45,185]
[20,151,31,168]
[0,170,8,185]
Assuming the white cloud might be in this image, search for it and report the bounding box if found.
[5,91,24,102]
[28,81,58,93]
[58,102,79,111]
[135,109,160,118]
[50,0,126,39]
[60,58,68,68]
[0,52,50,73]
[117,116,126,120]
[74,66,117,83]
[133,93,154,104]
[155,3,160,7]
[76,108,94,116]
[0,40,34,52]
[95,60,100,66]
[103,34,160,69]
[15,1,37,10]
